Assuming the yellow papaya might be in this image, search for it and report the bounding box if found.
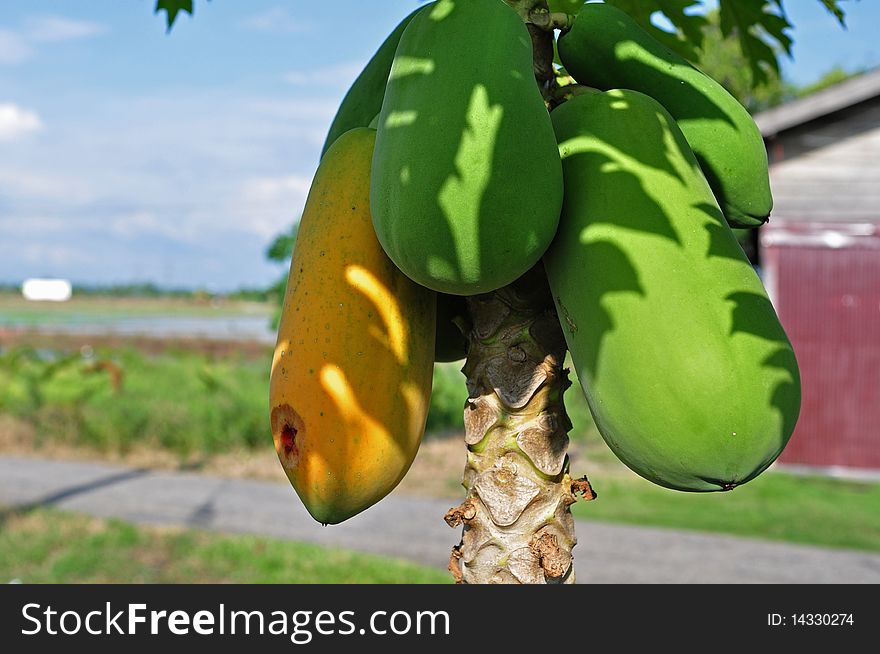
[270,128,436,524]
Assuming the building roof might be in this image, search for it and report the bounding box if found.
[756,69,880,226]
[755,67,880,138]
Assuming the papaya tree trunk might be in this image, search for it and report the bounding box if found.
[440,0,593,585]
[445,265,595,584]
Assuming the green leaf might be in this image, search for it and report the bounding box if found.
[718,0,792,86]
[266,222,300,263]
[155,0,194,31]
[606,0,708,61]
[816,0,847,27]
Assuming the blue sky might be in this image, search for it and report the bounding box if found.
[1,0,878,291]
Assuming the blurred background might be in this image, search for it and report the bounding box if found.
[1,0,878,584]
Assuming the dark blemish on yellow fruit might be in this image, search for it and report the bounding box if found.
[271,404,305,467]
[281,423,298,458]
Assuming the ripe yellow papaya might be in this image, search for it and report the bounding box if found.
[544,90,800,492]
[270,128,435,524]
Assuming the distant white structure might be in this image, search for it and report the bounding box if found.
[21,278,72,302]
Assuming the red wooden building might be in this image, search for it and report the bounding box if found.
[754,69,880,476]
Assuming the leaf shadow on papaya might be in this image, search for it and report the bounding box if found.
[314,259,428,465]
[762,347,802,441]
[550,97,696,383]
[726,291,801,440]
[558,239,644,382]
[562,97,688,187]
[587,54,744,214]
[726,291,791,345]
[374,0,558,295]
[380,79,545,291]
[565,151,681,246]
[698,203,752,262]
[608,56,738,130]
[281,260,426,522]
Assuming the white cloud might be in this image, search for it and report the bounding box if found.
[0,88,337,287]
[109,210,180,240]
[0,215,78,237]
[239,174,313,238]
[0,169,100,204]
[19,242,95,267]
[24,15,107,42]
[0,103,43,141]
[0,15,106,66]
[243,7,314,34]
[283,61,365,88]
[0,28,33,65]
[242,175,312,203]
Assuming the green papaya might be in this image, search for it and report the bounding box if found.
[544,90,800,492]
[374,108,467,360]
[371,0,563,295]
[557,2,772,229]
[320,6,427,158]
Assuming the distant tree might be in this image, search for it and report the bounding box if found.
[265,221,299,327]
[266,223,299,264]
[696,11,797,112]
[697,12,864,112]
[797,66,864,97]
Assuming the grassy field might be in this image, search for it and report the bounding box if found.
[2,333,878,555]
[0,507,450,584]
[0,345,270,454]
[0,344,474,455]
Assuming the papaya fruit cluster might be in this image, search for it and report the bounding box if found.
[270,0,801,524]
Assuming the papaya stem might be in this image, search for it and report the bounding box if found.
[548,83,601,107]
[531,11,575,32]
[502,0,549,24]
[447,265,584,584]
[445,0,594,585]
[547,12,575,31]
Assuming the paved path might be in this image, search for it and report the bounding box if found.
[2,456,879,583]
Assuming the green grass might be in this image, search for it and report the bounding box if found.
[573,468,880,552]
[0,345,480,455]
[0,507,450,584]
[0,346,270,454]
[4,341,878,555]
